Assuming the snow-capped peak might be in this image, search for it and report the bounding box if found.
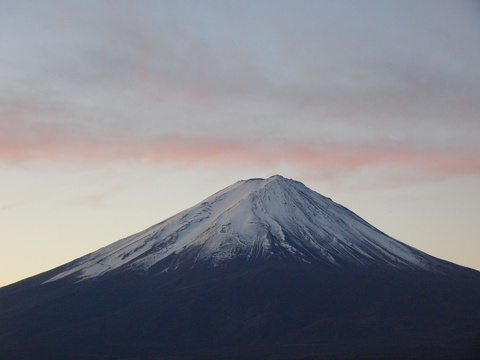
[46,176,445,283]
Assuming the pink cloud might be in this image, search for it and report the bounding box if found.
[2,104,479,186]
[1,114,479,184]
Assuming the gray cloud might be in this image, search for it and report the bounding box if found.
[1,0,479,181]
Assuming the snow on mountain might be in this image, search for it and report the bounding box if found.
[46,175,444,283]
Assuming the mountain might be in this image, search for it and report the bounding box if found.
[45,175,456,282]
[1,175,479,360]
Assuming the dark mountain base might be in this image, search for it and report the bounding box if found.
[1,261,480,360]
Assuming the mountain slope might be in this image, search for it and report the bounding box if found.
[1,175,479,360]
[47,175,452,283]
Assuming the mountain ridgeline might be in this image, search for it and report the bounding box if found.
[1,175,479,359]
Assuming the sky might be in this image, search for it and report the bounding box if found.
[1,0,479,287]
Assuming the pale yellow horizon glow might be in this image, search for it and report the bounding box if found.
[1,163,479,288]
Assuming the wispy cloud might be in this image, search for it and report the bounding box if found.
[1,112,478,186]
[1,0,479,188]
